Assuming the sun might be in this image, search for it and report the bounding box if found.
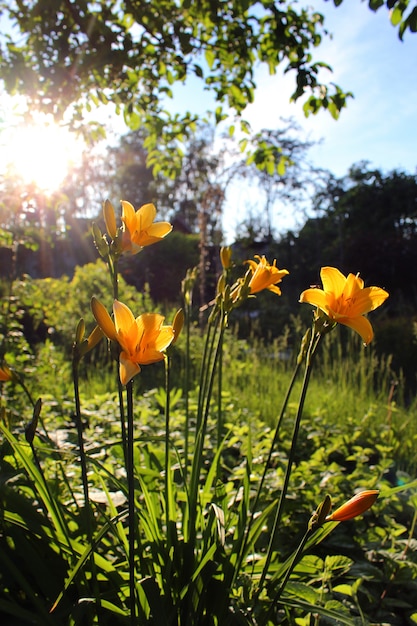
[5,117,83,193]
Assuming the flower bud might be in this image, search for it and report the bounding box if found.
[92,222,110,258]
[103,199,118,239]
[0,365,13,382]
[326,490,379,522]
[172,309,184,344]
[220,246,232,270]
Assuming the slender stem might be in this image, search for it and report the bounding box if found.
[126,380,137,625]
[262,528,312,624]
[72,361,91,527]
[188,317,225,543]
[109,257,128,465]
[196,307,221,432]
[72,358,101,612]
[164,355,173,548]
[216,320,224,449]
[232,359,301,587]
[257,330,322,594]
[17,375,50,438]
[118,379,128,465]
[112,258,119,300]
[184,299,191,479]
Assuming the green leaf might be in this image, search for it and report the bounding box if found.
[407,7,417,32]
[205,48,216,69]
[332,583,353,596]
[277,156,286,176]
[280,596,359,625]
[369,0,385,11]
[391,6,404,26]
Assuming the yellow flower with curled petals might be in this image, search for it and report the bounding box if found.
[246,255,289,296]
[91,297,174,385]
[326,490,379,522]
[299,266,388,345]
[121,201,172,253]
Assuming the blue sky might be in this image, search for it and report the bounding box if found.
[278,1,417,177]
[232,1,417,237]
[240,0,417,177]
[166,1,417,239]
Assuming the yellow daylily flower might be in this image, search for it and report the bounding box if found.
[121,200,172,253]
[299,266,389,345]
[326,490,379,522]
[246,255,289,296]
[91,297,174,385]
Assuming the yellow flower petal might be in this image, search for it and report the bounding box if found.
[121,200,136,230]
[91,297,117,341]
[320,267,347,299]
[136,203,157,229]
[119,353,141,385]
[267,284,282,296]
[338,315,374,345]
[147,221,173,238]
[85,325,104,353]
[113,300,136,334]
[299,288,328,311]
[346,286,389,317]
[155,326,176,353]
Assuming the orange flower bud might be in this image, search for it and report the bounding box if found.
[220,246,232,270]
[326,490,379,522]
[103,199,118,240]
[0,365,13,382]
[172,309,184,344]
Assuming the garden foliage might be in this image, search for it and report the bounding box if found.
[0,199,416,625]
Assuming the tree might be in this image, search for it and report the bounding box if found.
[235,120,320,239]
[287,163,417,303]
[2,1,415,174]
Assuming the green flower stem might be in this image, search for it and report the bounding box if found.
[109,256,128,466]
[232,358,301,587]
[126,379,137,625]
[216,312,225,449]
[72,357,101,613]
[262,527,312,624]
[257,328,322,595]
[72,360,92,530]
[118,380,128,466]
[113,260,119,300]
[184,297,191,479]
[196,307,220,432]
[164,354,174,549]
[17,374,50,438]
[187,313,225,544]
